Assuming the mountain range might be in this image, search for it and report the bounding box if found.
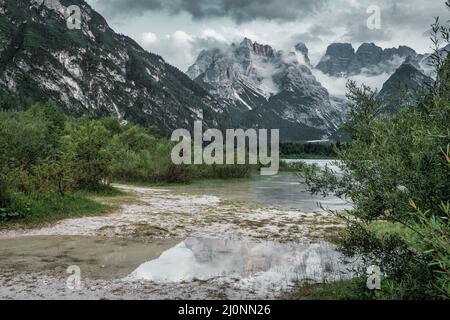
[316,42,419,77]
[0,0,231,135]
[187,39,438,140]
[0,0,440,142]
[186,38,347,140]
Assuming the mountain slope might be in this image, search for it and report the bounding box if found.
[187,39,347,141]
[378,59,434,112]
[0,0,231,134]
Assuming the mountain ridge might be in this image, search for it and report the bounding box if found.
[316,42,422,77]
[187,38,348,141]
[187,38,440,141]
[378,58,434,112]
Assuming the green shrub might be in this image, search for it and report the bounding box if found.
[414,201,450,298]
[62,120,112,190]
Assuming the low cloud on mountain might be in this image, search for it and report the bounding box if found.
[312,69,391,97]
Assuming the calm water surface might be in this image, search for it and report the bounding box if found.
[172,160,350,212]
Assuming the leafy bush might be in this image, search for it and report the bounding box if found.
[414,201,450,298]
[62,120,112,190]
[107,121,253,184]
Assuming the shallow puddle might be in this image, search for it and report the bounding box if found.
[126,237,353,294]
[0,235,355,298]
[0,236,177,279]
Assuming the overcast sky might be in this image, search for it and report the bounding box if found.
[85,0,449,71]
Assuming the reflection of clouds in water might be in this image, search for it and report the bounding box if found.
[125,238,353,294]
[192,238,278,276]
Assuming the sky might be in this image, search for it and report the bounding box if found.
[85,0,449,72]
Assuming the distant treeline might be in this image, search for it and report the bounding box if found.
[280,142,346,159]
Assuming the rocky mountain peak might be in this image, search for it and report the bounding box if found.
[187,39,349,141]
[348,42,384,73]
[355,43,383,62]
[384,45,417,58]
[378,60,434,106]
[294,42,310,65]
[239,38,276,58]
[326,43,355,56]
[316,43,355,77]
[317,41,426,77]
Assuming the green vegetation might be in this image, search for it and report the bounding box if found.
[0,101,252,226]
[299,11,450,300]
[280,142,341,160]
[289,279,368,300]
[1,192,110,228]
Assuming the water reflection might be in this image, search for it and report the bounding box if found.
[126,237,353,293]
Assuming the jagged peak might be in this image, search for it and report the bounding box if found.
[295,42,308,52]
[397,45,417,54]
[355,43,383,57]
[238,38,275,58]
[294,42,310,64]
[397,56,424,72]
[324,43,355,55]
[241,37,254,46]
[357,42,382,49]
[324,42,416,57]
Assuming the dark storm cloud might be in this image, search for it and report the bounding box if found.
[291,25,335,42]
[94,0,327,23]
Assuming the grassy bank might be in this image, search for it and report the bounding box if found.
[0,186,127,229]
[288,279,366,300]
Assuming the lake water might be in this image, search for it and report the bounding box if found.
[171,160,350,213]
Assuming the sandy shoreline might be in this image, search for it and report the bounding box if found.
[0,183,348,300]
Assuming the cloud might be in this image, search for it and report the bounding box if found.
[142,32,159,46]
[326,0,447,46]
[140,29,231,70]
[90,0,327,23]
[312,69,391,97]
[86,0,448,70]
